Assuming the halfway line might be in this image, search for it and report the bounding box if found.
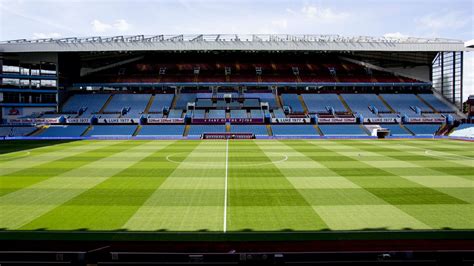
[223,139,229,233]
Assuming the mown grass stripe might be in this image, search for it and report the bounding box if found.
[0,140,150,229]
[345,140,473,200]
[0,140,121,176]
[272,140,429,230]
[0,141,129,197]
[19,141,180,230]
[228,140,328,231]
[122,141,218,231]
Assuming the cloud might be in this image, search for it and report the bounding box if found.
[32,32,61,39]
[383,32,410,39]
[91,19,131,33]
[300,4,349,21]
[416,11,470,32]
[271,19,288,29]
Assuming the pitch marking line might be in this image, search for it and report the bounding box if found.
[165,153,288,166]
[0,151,31,161]
[224,139,229,233]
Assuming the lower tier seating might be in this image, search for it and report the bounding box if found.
[271,125,317,136]
[404,124,441,136]
[230,125,268,135]
[38,125,88,137]
[139,125,185,136]
[85,125,137,136]
[188,125,226,136]
[379,124,411,136]
[0,126,36,137]
[319,125,367,136]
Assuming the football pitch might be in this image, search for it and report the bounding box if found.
[0,139,473,239]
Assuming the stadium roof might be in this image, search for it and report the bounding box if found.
[466,40,474,48]
[1,34,473,53]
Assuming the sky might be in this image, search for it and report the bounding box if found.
[0,0,473,99]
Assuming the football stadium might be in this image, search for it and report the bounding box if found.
[1,34,473,264]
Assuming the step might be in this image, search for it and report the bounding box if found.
[378,95,397,113]
[144,95,155,114]
[98,94,114,114]
[337,94,353,113]
[132,125,141,136]
[415,94,438,113]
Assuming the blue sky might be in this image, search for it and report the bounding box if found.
[0,0,472,98]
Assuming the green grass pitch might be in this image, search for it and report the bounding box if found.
[0,139,473,239]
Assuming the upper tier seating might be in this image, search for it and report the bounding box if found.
[404,124,440,136]
[86,125,137,136]
[189,109,206,118]
[175,94,196,109]
[105,94,151,116]
[243,99,260,108]
[380,94,430,115]
[230,125,268,136]
[62,94,109,115]
[281,94,305,113]
[208,110,226,118]
[418,94,454,113]
[342,94,389,117]
[303,94,346,113]
[231,110,248,118]
[38,125,88,137]
[0,126,36,137]
[271,125,317,136]
[318,125,367,136]
[149,94,174,113]
[139,125,184,136]
[188,125,226,136]
[167,109,183,118]
[250,109,263,118]
[273,108,286,118]
[244,93,278,108]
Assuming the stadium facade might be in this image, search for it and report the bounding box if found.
[0,34,473,139]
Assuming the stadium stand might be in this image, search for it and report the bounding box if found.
[319,125,368,136]
[188,125,226,136]
[404,124,440,136]
[271,125,317,136]
[418,93,455,113]
[175,93,196,109]
[379,124,412,136]
[380,94,430,115]
[37,125,88,137]
[0,126,36,137]
[207,110,226,118]
[149,94,175,113]
[230,125,268,136]
[450,124,474,138]
[244,92,277,108]
[167,109,183,118]
[139,125,185,136]
[230,110,248,118]
[105,94,150,117]
[250,109,263,118]
[86,125,137,136]
[303,94,346,113]
[281,94,305,113]
[272,109,286,118]
[341,94,389,117]
[62,94,109,116]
